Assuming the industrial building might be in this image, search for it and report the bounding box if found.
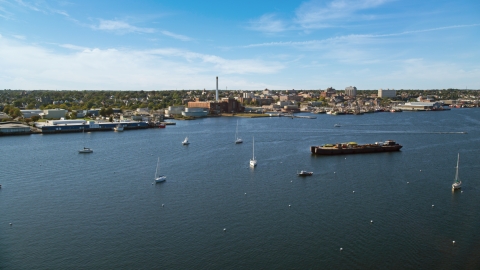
[35,120,149,133]
[188,97,244,114]
[0,122,31,135]
[182,108,209,117]
[397,102,444,111]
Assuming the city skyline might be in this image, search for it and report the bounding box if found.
[0,0,479,90]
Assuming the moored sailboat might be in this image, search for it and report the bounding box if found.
[250,136,257,167]
[452,153,461,190]
[235,120,243,144]
[154,157,166,183]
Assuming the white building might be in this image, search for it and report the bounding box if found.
[378,89,396,98]
[41,109,67,119]
[165,106,185,116]
[182,108,209,117]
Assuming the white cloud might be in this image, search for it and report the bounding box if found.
[12,34,25,40]
[295,0,390,29]
[59,44,90,51]
[247,14,288,33]
[0,37,284,90]
[93,19,155,34]
[160,30,192,41]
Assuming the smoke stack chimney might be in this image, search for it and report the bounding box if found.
[216,76,219,101]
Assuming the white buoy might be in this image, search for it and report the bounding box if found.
[289,204,291,207]
[461,191,463,193]
[223,228,226,232]
[370,220,373,223]
[452,240,455,245]
[420,169,422,172]
[407,182,409,184]
[340,248,343,251]
[162,204,164,207]
[244,193,247,195]
[353,191,355,193]
[432,205,434,207]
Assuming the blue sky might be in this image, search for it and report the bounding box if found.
[0,0,479,90]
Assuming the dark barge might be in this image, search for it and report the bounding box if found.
[311,140,402,155]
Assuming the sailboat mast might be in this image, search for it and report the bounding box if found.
[252,136,255,159]
[155,157,159,178]
[455,153,460,181]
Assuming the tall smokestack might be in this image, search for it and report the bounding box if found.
[216,76,219,101]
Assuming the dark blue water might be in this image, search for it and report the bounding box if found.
[2,109,480,269]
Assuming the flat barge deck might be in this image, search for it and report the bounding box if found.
[311,140,402,155]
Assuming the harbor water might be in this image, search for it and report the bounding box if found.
[1,109,480,269]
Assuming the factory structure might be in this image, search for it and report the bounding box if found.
[186,76,244,115]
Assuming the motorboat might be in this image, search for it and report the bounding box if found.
[113,124,124,132]
[78,147,93,153]
[297,170,313,176]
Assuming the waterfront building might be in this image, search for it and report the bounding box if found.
[188,97,244,114]
[397,102,444,111]
[35,119,148,133]
[378,89,397,98]
[345,86,357,97]
[182,108,209,117]
[0,121,31,135]
[165,106,185,117]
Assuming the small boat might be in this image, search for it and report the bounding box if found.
[235,120,243,144]
[158,123,166,128]
[250,136,257,167]
[182,136,190,145]
[154,157,166,183]
[297,170,313,176]
[113,124,124,132]
[78,147,93,153]
[334,124,341,127]
[78,129,93,153]
[452,153,462,190]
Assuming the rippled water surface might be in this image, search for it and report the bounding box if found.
[1,109,480,269]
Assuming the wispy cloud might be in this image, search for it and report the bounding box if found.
[160,30,192,41]
[295,0,391,29]
[14,0,69,16]
[0,5,15,20]
[247,14,288,33]
[0,36,284,90]
[92,19,155,34]
[244,24,480,48]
